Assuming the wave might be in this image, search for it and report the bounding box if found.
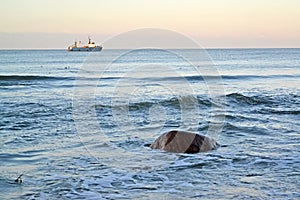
[225,93,272,105]
[94,92,299,117]
[0,75,74,81]
[95,96,214,111]
[0,75,124,84]
[225,92,300,118]
[95,92,299,112]
[258,109,300,115]
[1,73,298,82]
[125,74,297,84]
[226,92,300,106]
[151,74,300,82]
[220,74,300,80]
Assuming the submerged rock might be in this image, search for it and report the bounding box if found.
[150,130,219,153]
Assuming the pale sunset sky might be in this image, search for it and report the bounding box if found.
[0,0,299,49]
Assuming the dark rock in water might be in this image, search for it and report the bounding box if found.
[150,130,219,153]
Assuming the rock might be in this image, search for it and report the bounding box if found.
[150,130,218,153]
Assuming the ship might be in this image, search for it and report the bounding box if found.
[68,36,102,51]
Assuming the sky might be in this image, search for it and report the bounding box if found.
[0,0,299,49]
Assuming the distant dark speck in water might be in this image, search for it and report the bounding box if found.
[15,174,23,184]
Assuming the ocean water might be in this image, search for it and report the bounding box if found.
[0,48,299,199]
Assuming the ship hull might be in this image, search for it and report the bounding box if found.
[69,46,102,52]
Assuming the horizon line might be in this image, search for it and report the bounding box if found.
[1,47,300,50]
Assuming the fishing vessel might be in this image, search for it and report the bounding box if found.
[68,36,102,51]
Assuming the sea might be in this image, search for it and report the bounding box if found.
[0,48,299,199]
